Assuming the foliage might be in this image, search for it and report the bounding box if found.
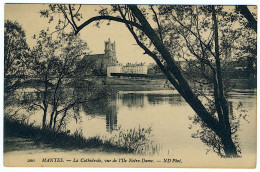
[4,20,30,98]
[158,5,256,88]
[189,114,226,157]
[26,30,108,130]
[107,125,159,155]
[188,101,249,157]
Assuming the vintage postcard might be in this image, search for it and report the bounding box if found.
[3,4,257,168]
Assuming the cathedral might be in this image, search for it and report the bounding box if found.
[83,38,118,75]
[83,38,148,76]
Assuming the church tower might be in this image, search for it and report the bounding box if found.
[104,38,117,65]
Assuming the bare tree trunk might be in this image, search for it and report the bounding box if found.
[42,105,48,128]
[53,111,59,130]
[49,76,62,129]
[42,73,48,129]
[219,132,238,157]
[211,5,237,157]
[49,109,55,128]
[57,110,68,131]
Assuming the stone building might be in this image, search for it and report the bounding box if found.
[107,62,148,77]
[83,38,148,77]
[83,38,117,75]
[121,63,147,74]
[107,64,123,77]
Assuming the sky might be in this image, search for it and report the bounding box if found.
[5,4,257,65]
[4,4,154,65]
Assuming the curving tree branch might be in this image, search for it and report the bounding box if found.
[236,5,257,33]
[75,15,144,34]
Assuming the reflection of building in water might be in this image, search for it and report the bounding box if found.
[147,95,164,105]
[168,95,183,105]
[106,101,118,133]
[81,96,118,133]
[147,94,183,106]
[120,93,145,108]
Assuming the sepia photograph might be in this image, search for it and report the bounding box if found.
[2,2,257,168]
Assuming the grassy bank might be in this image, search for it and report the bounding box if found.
[4,116,158,154]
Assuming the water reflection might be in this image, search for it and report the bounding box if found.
[120,93,144,108]
[106,101,118,133]
[147,94,183,106]
[81,98,118,132]
[81,91,186,133]
[118,92,184,108]
[81,90,255,137]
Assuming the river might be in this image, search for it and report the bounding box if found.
[4,88,257,167]
[65,89,256,156]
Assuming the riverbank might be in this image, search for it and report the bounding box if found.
[4,116,157,155]
[4,117,129,154]
[104,77,256,91]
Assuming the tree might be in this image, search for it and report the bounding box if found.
[4,20,30,99]
[236,5,257,33]
[233,6,257,79]
[28,30,109,130]
[41,4,256,157]
[157,5,256,156]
